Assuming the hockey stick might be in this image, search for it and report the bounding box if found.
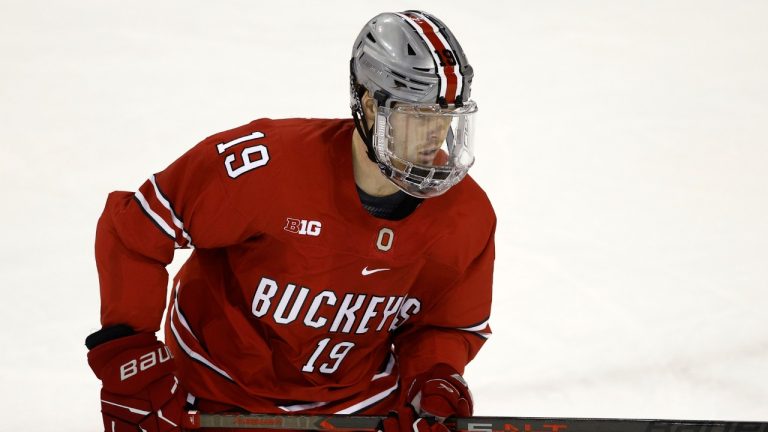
[183,411,768,432]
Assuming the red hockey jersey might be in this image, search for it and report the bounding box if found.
[95,118,495,415]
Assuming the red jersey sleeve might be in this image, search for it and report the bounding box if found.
[95,123,264,333]
[394,210,496,380]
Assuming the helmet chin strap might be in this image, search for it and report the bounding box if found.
[351,102,377,164]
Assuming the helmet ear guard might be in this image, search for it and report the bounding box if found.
[350,59,397,172]
[350,60,377,164]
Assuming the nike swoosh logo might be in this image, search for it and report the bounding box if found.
[362,266,390,276]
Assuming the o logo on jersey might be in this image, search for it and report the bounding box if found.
[376,228,394,252]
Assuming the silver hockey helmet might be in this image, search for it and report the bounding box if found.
[350,11,478,198]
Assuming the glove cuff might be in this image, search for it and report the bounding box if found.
[85,324,135,350]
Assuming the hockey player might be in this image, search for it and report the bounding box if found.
[86,10,495,432]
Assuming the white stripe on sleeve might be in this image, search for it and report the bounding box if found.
[458,319,491,339]
[457,319,489,332]
[134,190,177,239]
[149,175,194,246]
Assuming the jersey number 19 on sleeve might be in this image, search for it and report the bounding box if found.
[216,131,270,179]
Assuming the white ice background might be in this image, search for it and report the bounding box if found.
[0,1,766,430]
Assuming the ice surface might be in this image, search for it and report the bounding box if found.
[0,1,766,430]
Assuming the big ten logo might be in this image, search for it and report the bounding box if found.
[284,218,322,237]
[119,345,173,381]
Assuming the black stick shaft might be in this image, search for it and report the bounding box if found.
[183,412,768,432]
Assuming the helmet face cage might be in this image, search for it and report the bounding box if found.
[373,102,477,198]
[350,10,478,198]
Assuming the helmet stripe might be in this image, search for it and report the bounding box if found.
[409,11,464,103]
[397,11,460,103]
[414,11,465,102]
[395,12,445,102]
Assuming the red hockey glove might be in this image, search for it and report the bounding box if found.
[86,326,186,432]
[380,364,473,432]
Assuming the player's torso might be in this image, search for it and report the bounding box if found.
[214,194,434,381]
[168,118,467,406]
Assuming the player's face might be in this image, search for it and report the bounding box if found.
[370,97,478,197]
[388,106,453,167]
